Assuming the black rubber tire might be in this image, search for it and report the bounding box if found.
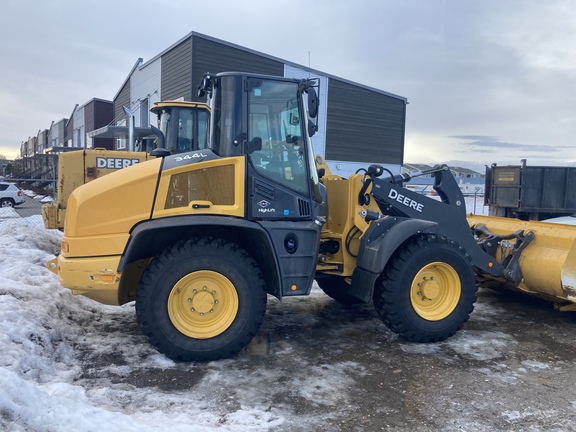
[0,198,14,208]
[373,234,477,342]
[136,237,267,361]
[315,275,363,305]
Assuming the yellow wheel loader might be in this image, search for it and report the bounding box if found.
[42,101,209,230]
[47,71,576,362]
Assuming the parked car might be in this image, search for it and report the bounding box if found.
[0,182,25,207]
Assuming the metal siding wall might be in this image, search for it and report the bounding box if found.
[93,100,113,128]
[325,79,405,165]
[65,116,74,146]
[92,100,114,150]
[115,83,131,124]
[85,101,95,133]
[190,36,284,102]
[131,57,162,127]
[161,37,192,101]
[73,105,85,148]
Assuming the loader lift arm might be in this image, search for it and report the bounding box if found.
[360,163,534,286]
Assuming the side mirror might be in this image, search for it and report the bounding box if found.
[307,87,319,119]
[197,72,213,98]
[308,119,318,138]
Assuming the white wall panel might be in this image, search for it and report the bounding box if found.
[130,57,162,127]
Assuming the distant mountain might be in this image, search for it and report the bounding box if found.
[406,160,488,175]
[408,160,527,175]
[411,159,576,173]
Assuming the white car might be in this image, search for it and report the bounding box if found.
[0,182,25,207]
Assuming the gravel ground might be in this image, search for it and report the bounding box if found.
[72,284,576,431]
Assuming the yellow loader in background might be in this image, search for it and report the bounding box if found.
[47,71,576,362]
[42,101,209,230]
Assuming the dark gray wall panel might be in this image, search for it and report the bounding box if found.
[161,37,192,101]
[115,82,130,123]
[91,100,114,150]
[93,100,113,129]
[325,79,406,165]
[85,101,95,133]
[190,36,284,102]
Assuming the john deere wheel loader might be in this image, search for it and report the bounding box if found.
[42,100,209,230]
[47,71,572,362]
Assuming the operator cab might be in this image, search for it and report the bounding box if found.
[150,101,210,154]
[198,72,324,221]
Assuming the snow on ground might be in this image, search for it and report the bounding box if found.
[7,197,570,431]
[0,219,295,432]
[0,208,20,219]
[0,196,488,432]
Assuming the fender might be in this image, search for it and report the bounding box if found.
[350,217,437,303]
[118,215,282,299]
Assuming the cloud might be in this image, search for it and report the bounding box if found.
[1,0,575,166]
[450,135,573,153]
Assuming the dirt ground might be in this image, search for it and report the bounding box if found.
[75,285,576,431]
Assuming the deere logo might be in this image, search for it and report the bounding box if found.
[96,157,140,169]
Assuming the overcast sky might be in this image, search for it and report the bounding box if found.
[1,0,575,169]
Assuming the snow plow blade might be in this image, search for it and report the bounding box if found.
[467,215,576,311]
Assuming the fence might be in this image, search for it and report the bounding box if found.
[0,180,57,230]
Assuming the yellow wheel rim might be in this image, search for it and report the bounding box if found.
[167,270,239,339]
[410,262,461,321]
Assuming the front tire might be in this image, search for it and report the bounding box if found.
[373,234,477,342]
[136,237,267,361]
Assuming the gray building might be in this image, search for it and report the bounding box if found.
[58,98,114,153]
[110,32,407,177]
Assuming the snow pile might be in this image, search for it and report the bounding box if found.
[0,208,20,219]
[0,220,362,431]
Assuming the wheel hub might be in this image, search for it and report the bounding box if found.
[192,291,215,313]
[420,278,441,300]
[410,262,461,321]
[168,270,239,339]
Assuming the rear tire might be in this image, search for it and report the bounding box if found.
[136,237,267,361]
[0,199,14,208]
[316,275,362,305]
[373,234,477,342]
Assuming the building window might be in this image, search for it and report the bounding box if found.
[117,119,126,149]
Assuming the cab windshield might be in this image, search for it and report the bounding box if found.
[161,107,209,154]
[247,79,308,196]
